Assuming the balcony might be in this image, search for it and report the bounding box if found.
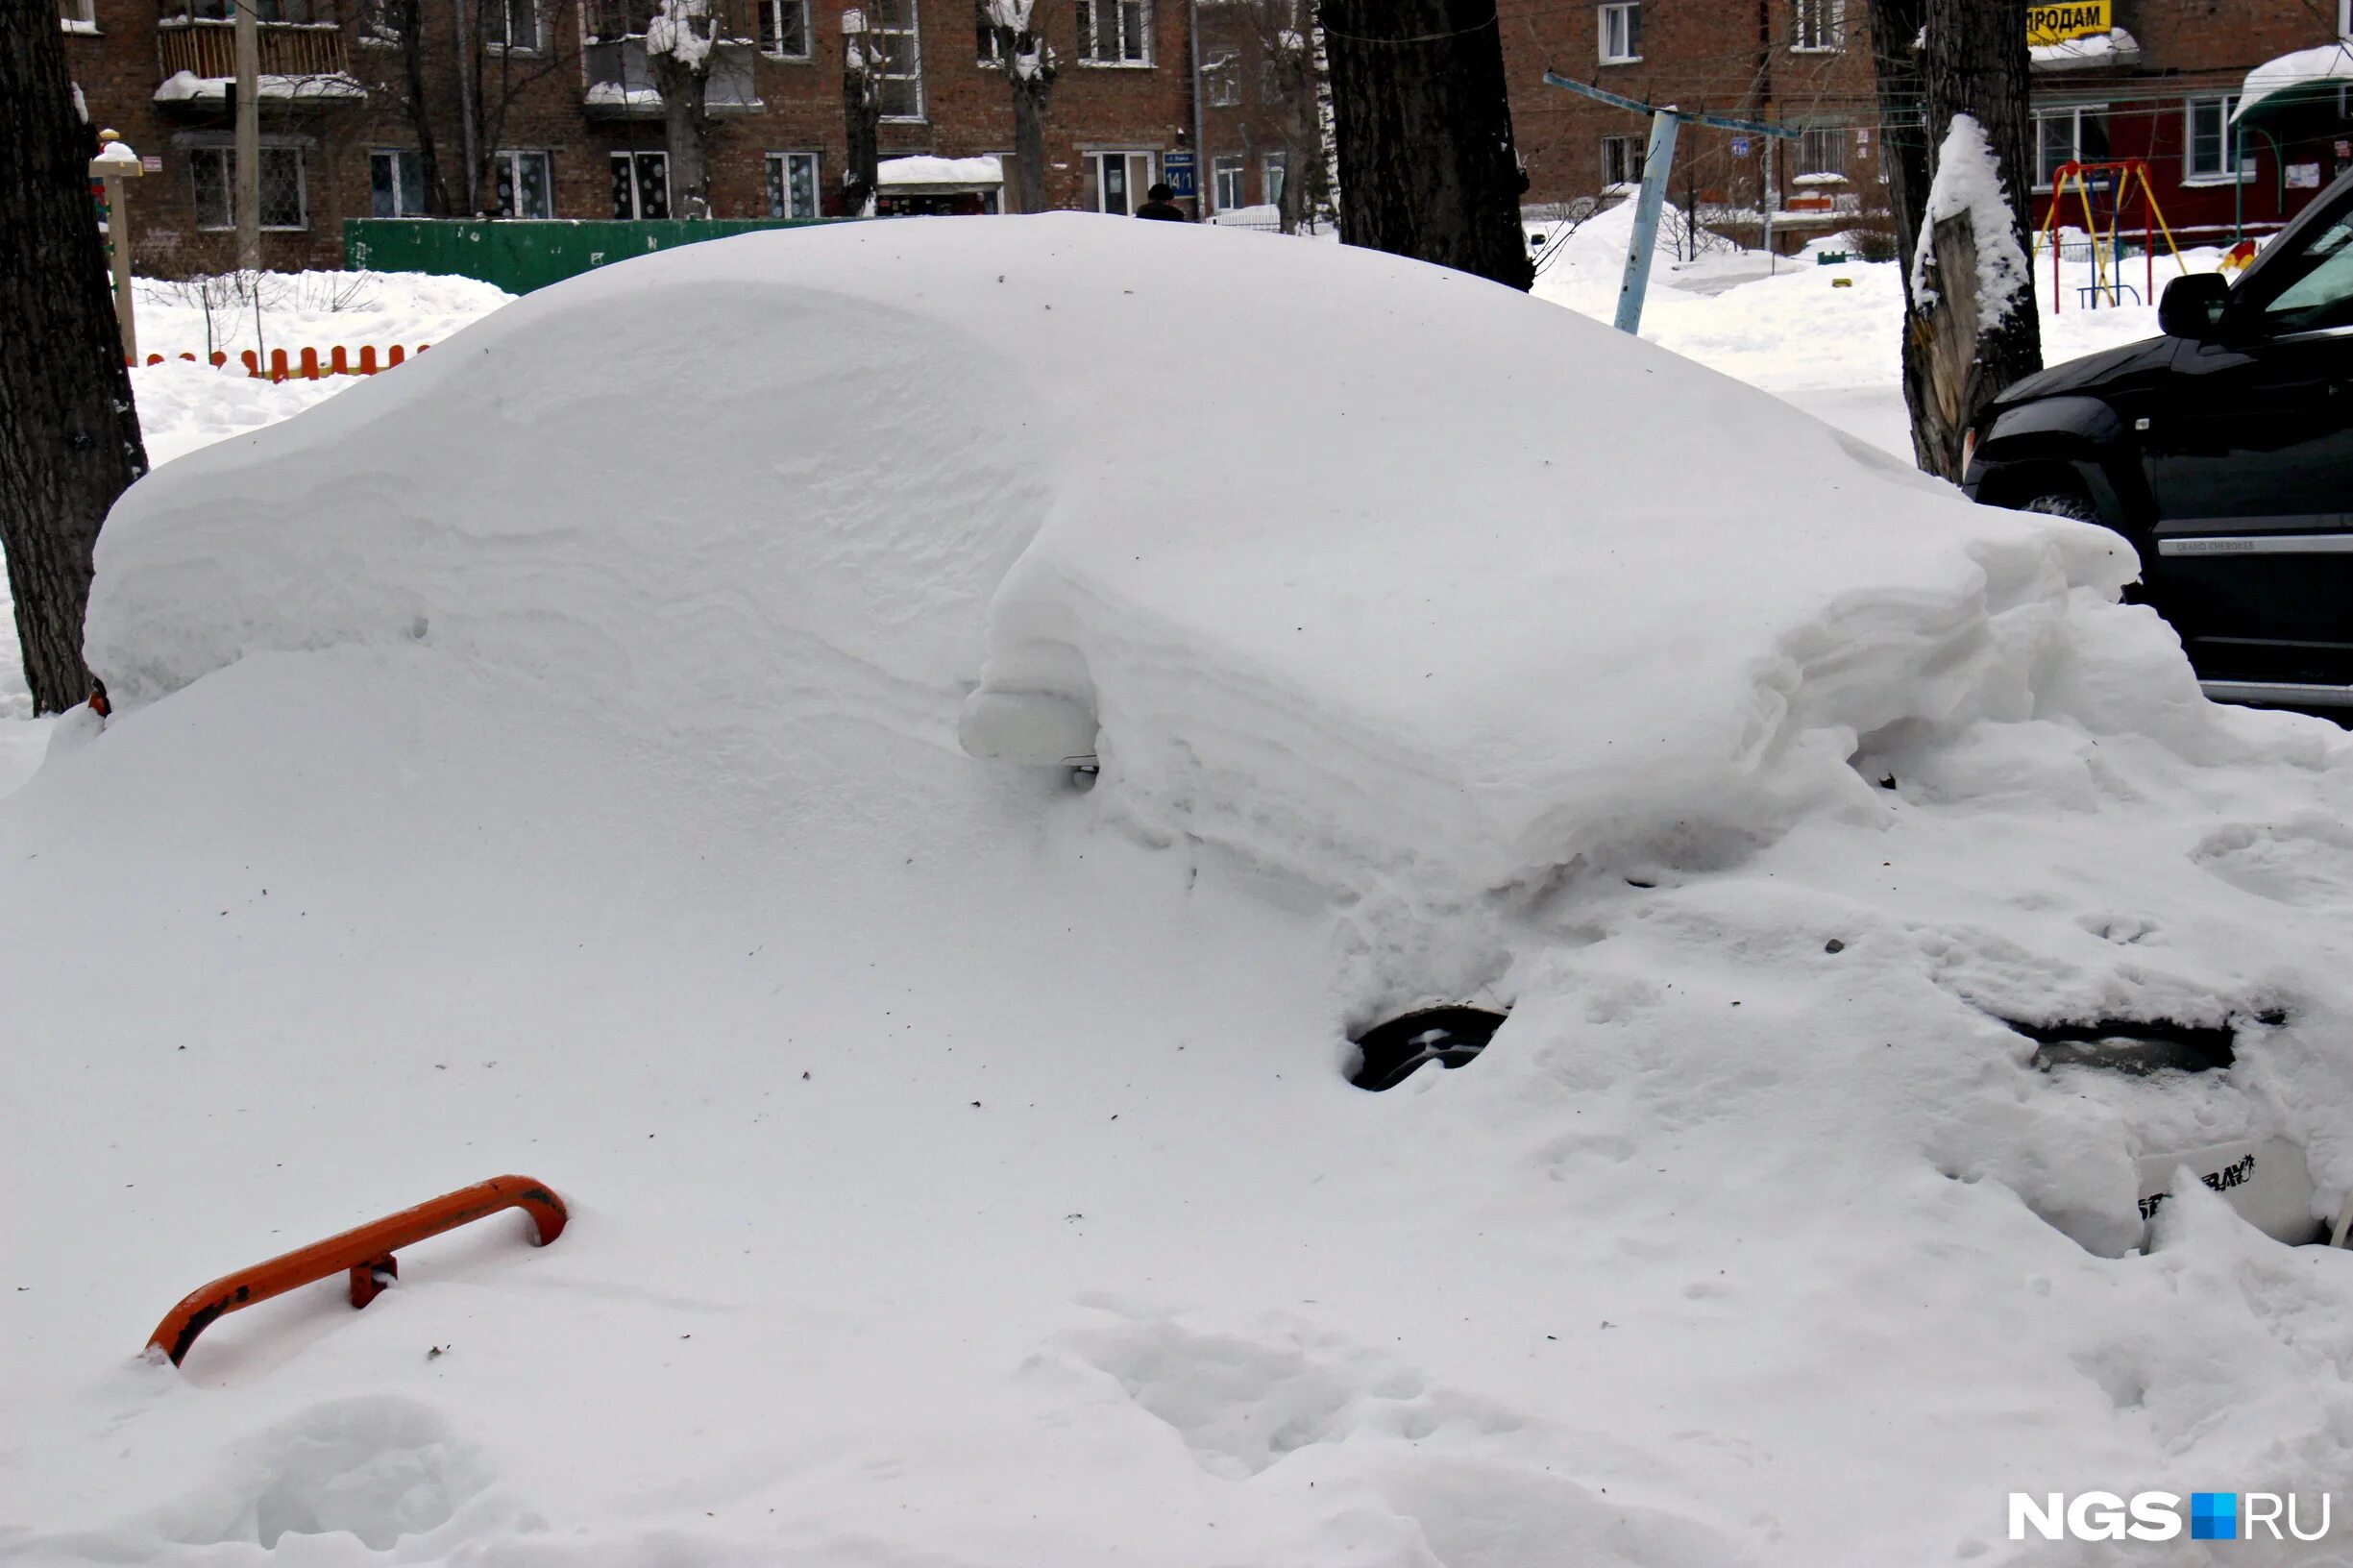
[583,36,762,118]
[155,12,364,111]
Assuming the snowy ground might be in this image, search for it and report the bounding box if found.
[5,216,2353,1568]
[1530,199,2223,458]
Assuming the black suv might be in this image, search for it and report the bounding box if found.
[1965,166,2353,710]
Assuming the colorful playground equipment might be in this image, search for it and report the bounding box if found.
[2035,159,2189,311]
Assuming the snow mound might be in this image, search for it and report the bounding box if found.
[12,216,2353,1568]
[95,215,2128,909]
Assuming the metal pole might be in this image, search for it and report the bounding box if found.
[1613,110,1682,334]
[1762,131,1776,274]
[1188,0,1206,221]
[233,0,260,272]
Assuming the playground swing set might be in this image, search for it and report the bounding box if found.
[2036,158,2190,312]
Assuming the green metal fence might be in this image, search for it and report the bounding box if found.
[343,217,846,296]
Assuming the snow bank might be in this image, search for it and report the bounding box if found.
[90,216,2127,905]
[10,217,2353,1568]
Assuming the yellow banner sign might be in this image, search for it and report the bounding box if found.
[2027,0,2110,47]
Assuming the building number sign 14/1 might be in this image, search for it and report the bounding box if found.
[2025,1,2109,47]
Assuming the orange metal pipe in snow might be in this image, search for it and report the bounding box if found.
[145,1174,568,1367]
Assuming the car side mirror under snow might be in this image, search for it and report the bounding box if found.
[958,689,1100,767]
[2158,272,2230,339]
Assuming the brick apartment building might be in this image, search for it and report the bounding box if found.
[57,0,2353,275]
[1499,0,2353,252]
[59,0,1202,271]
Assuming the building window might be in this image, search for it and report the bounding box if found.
[1077,0,1148,64]
[58,0,96,29]
[494,148,552,218]
[1204,50,1241,106]
[765,151,821,216]
[1598,2,1639,63]
[1263,151,1287,208]
[1792,0,1842,51]
[1795,126,1848,180]
[612,150,671,218]
[2034,105,2108,190]
[370,149,429,215]
[2185,96,2250,184]
[1601,133,1644,188]
[483,0,543,53]
[190,146,308,231]
[1213,155,1244,209]
[759,0,809,57]
[1089,150,1153,213]
[868,0,924,120]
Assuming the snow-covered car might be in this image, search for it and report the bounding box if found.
[1965,164,2353,713]
[10,217,2353,1568]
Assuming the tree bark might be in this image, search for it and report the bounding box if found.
[1871,0,2044,480]
[647,53,712,218]
[1318,0,1531,289]
[0,7,150,714]
[387,0,452,214]
[843,48,881,215]
[1865,0,1934,471]
[983,17,1054,215]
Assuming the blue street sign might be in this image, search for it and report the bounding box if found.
[1161,151,1196,197]
[1731,136,1752,158]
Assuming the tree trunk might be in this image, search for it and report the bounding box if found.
[1875,0,2044,480]
[390,0,451,214]
[1009,79,1048,214]
[843,60,880,215]
[1865,0,1934,470]
[1318,0,1531,289]
[648,54,711,218]
[0,8,150,714]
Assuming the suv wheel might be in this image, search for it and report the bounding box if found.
[2020,487,2098,524]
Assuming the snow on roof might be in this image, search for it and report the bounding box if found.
[2029,25,2140,70]
[153,68,367,102]
[2237,41,2353,120]
[876,154,1004,188]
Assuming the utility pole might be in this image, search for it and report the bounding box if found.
[233,0,259,272]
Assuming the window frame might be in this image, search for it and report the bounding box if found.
[758,0,810,60]
[1212,155,1245,210]
[369,147,430,216]
[1790,0,1843,53]
[190,144,310,232]
[58,0,98,31]
[483,0,545,56]
[1203,49,1241,106]
[2183,95,2252,186]
[1088,149,1154,213]
[764,149,822,218]
[1597,2,1640,65]
[1262,150,1287,209]
[1076,0,1151,67]
[1600,132,1645,189]
[2032,104,2109,192]
[1794,125,1849,182]
[868,0,925,122]
[611,149,672,219]
[493,147,554,219]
